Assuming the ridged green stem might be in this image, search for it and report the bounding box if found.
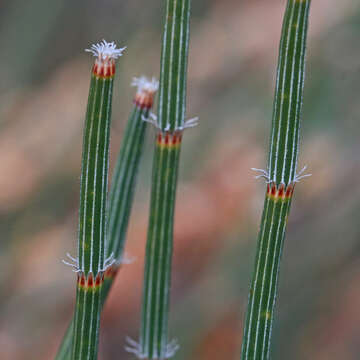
[268,0,311,185]
[139,133,182,359]
[241,186,294,360]
[130,0,192,358]
[241,1,311,359]
[158,0,190,132]
[56,85,152,360]
[106,104,149,262]
[71,67,114,360]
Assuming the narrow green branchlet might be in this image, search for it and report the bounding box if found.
[55,76,158,360]
[106,76,159,270]
[63,40,124,360]
[55,325,73,360]
[241,1,312,359]
[125,0,197,359]
[127,130,183,359]
[102,75,159,299]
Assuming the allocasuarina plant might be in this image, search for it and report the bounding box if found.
[241,1,312,359]
[102,75,159,298]
[125,0,197,358]
[63,40,125,360]
[56,76,158,360]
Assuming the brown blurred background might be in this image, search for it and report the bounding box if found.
[1,0,360,359]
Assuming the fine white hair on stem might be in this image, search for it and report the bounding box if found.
[102,252,116,271]
[141,113,199,131]
[182,117,199,129]
[124,337,179,359]
[165,338,180,358]
[132,76,159,94]
[85,39,126,60]
[142,113,158,127]
[294,165,311,182]
[251,166,311,184]
[251,168,271,182]
[118,253,136,265]
[62,253,81,272]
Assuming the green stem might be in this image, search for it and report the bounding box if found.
[58,40,125,360]
[71,61,115,360]
[158,0,191,132]
[106,90,152,265]
[101,102,149,300]
[102,76,159,304]
[140,132,182,359]
[127,0,192,358]
[241,1,311,359]
[267,0,311,185]
[55,76,157,360]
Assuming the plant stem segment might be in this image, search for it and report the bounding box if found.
[102,76,159,302]
[158,0,191,132]
[106,77,158,273]
[56,76,157,360]
[126,0,192,358]
[71,48,116,360]
[241,1,311,359]
[62,40,126,360]
[140,132,182,359]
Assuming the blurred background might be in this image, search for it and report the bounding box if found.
[1,0,360,359]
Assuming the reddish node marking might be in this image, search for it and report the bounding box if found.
[266,182,295,200]
[79,273,86,287]
[285,184,295,198]
[87,273,94,287]
[133,92,155,109]
[271,183,276,196]
[104,265,120,280]
[156,131,183,148]
[278,183,285,197]
[92,59,116,78]
[77,271,104,290]
[95,273,103,286]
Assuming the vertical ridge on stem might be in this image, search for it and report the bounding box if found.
[71,40,124,360]
[158,0,191,132]
[139,132,182,359]
[268,0,311,186]
[129,0,193,358]
[241,1,311,359]
[56,75,157,360]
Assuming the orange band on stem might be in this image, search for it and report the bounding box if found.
[77,272,104,290]
[92,60,115,78]
[133,92,154,109]
[266,182,295,201]
[104,264,120,280]
[156,131,182,148]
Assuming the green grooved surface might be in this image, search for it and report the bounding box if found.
[137,0,192,356]
[241,1,311,359]
[78,74,113,276]
[72,73,114,360]
[158,0,191,131]
[72,285,102,360]
[106,105,149,259]
[241,195,292,359]
[140,139,181,359]
[268,0,311,186]
[56,103,149,360]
